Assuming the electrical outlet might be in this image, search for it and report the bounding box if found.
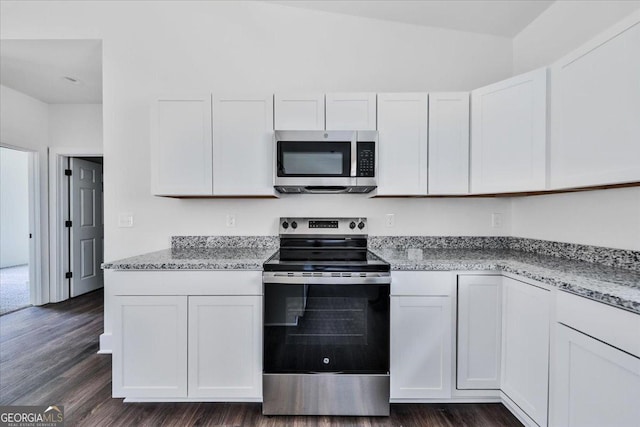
[226,214,236,228]
[118,213,134,228]
[491,213,503,228]
[385,214,395,228]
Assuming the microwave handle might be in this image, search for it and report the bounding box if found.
[350,139,357,177]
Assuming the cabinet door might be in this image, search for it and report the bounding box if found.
[325,93,376,130]
[428,93,470,195]
[501,277,550,427]
[274,93,324,130]
[471,68,547,193]
[390,296,452,399]
[377,93,429,195]
[551,324,640,427]
[550,11,640,189]
[151,96,213,196]
[188,296,262,399]
[112,296,188,398]
[212,95,274,196]
[457,275,501,390]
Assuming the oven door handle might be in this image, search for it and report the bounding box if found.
[263,273,391,285]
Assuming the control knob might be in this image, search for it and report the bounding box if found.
[291,221,298,229]
[358,222,365,230]
[349,221,356,229]
[282,221,289,229]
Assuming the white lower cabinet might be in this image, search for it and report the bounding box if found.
[188,296,262,399]
[501,277,551,427]
[113,296,188,398]
[113,292,262,401]
[390,272,453,400]
[551,324,640,427]
[457,275,502,390]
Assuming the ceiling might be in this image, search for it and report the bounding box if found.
[269,0,555,37]
[0,40,102,104]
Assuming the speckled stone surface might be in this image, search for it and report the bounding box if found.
[368,236,510,250]
[171,236,278,249]
[102,247,275,270]
[372,247,640,314]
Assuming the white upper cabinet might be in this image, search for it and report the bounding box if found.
[550,11,640,189]
[274,93,325,130]
[325,93,377,130]
[428,93,470,195]
[470,68,548,193]
[151,95,213,196]
[377,93,429,195]
[212,95,274,196]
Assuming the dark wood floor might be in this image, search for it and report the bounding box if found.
[0,291,522,426]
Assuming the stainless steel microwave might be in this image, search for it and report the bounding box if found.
[273,130,378,194]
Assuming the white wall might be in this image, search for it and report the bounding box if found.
[0,1,515,260]
[49,104,103,150]
[513,0,640,74]
[511,1,640,251]
[0,147,29,267]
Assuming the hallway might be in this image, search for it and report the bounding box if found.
[0,264,30,315]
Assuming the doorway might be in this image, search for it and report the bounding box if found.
[0,146,35,314]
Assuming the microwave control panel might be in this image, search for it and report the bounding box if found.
[357,142,375,177]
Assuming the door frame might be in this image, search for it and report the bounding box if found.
[49,147,103,302]
[0,143,41,306]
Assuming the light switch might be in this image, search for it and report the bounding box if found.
[118,212,134,228]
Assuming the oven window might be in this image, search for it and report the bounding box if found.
[264,284,389,374]
[277,141,351,177]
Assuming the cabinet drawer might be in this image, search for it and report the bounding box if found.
[556,291,640,358]
[391,271,453,296]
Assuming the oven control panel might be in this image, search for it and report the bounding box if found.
[280,217,367,235]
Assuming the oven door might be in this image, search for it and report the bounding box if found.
[263,278,390,374]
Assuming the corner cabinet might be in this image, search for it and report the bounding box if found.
[550,11,640,189]
[428,93,470,195]
[470,68,548,193]
[390,272,453,400]
[150,94,275,197]
[151,95,213,196]
[377,93,429,196]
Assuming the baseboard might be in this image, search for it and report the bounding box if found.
[500,392,539,427]
[123,397,263,403]
[390,398,501,404]
[99,333,112,354]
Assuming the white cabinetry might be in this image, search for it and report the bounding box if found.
[274,93,325,130]
[501,277,551,427]
[470,68,547,193]
[188,296,262,399]
[550,11,640,189]
[428,93,470,195]
[377,93,429,195]
[457,275,502,390]
[325,93,377,130]
[113,296,188,398]
[151,96,213,196]
[212,95,274,196]
[390,272,453,400]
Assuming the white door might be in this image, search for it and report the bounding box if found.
[470,68,547,193]
[212,95,274,196]
[457,275,502,390]
[274,93,325,130]
[150,95,213,196]
[501,277,551,427]
[551,324,640,427]
[325,93,377,130]
[377,93,428,195]
[550,11,640,189]
[188,296,262,399]
[112,295,188,398]
[390,296,452,399]
[428,93,470,195]
[70,158,103,298]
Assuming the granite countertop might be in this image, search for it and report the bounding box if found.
[102,247,276,271]
[372,248,640,314]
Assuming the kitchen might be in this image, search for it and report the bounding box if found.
[1,1,639,426]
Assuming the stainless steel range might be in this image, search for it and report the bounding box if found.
[262,217,391,416]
